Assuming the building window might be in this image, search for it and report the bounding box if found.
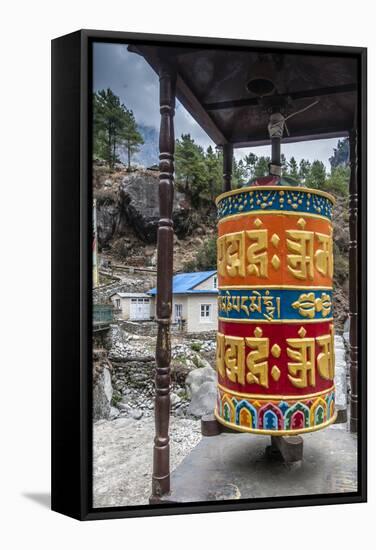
[213,275,217,289]
[200,303,212,322]
[174,303,183,322]
[115,298,121,309]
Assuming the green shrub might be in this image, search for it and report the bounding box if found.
[183,236,217,271]
[111,394,122,407]
[191,342,202,352]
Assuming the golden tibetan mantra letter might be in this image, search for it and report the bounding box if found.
[215,185,336,435]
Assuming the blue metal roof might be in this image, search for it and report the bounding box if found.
[148,270,217,295]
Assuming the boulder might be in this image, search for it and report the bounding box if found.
[334,347,346,367]
[109,406,120,420]
[94,170,194,248]
[334,336,348,416]
[120,172,191,243]
[343,317,350,333]
[103,367,113,403]
[335,365,347,411]
[187,381,217,418]
[186,366,217,418]
[186,365,216,399]
[131,408,143,420]
[170,392,181,407]
[93,367,113,421]
[96,195,120,248]
[118,402,132,413]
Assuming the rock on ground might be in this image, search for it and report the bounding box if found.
[93,416,201,508]
[334,334,348,413]
[93,366,113,422]
[186,366,217,418]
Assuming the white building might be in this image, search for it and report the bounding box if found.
[149,270,218,333]
[110,292,151,321]
[111,271,218,333]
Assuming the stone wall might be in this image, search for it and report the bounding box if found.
[110,359,155,418]
[119,319,197,337]
[182,331,216,341]
[120,320,158,337]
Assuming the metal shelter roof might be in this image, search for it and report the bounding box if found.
[129,43,358,147]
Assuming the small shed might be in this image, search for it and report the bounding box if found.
[110,292,151,321]
[149,271,218,333]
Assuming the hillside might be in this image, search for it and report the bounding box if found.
[93,162,217,273]
[93,163,349,330]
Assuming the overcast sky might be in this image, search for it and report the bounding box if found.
[93,42,340,170]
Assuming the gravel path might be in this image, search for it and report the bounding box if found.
[93,416,201,507]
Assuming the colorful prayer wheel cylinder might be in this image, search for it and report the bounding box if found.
[215,185,336,435]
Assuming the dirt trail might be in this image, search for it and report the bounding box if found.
[93,416,201,507]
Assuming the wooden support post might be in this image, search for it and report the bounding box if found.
[201,414,222,436]
[349,129,359,433]
[151,62,176,501]
[268,435,303,464]
[222,143,233,192]
[271,136,281,166]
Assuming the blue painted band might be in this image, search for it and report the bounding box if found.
[218,288,333,322]
[217,188,333,221]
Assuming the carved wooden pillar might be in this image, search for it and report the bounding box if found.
[349,129,358,433]
[223,143,233,192]
[151,62,176,500]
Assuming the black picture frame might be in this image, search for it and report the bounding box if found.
[51,29,367,520]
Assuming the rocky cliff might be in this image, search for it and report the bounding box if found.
[332,194,349,327]
[93,163,216,270]
[94,165,197,248]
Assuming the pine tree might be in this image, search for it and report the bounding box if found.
[325,166,350,196]
[254,156,270,178]
[93,89,143,170]
[93,89,125,169]
[288,156,299,180]
[205,145,223,200]
[299,159,311,183]
[175,134,208,207]
[232,157,246,188]
[305,160,326,189]
[243,152,258,180]
[281,153,288,176]
[121,108,144,171]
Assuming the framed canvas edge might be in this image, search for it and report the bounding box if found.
[52,29,84,521]
[51,29,367,521]
[80,28,366,56]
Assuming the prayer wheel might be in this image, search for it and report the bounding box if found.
[215,182,336,435]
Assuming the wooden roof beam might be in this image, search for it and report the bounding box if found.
[233,128,349,149]
[204,83,357,111]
